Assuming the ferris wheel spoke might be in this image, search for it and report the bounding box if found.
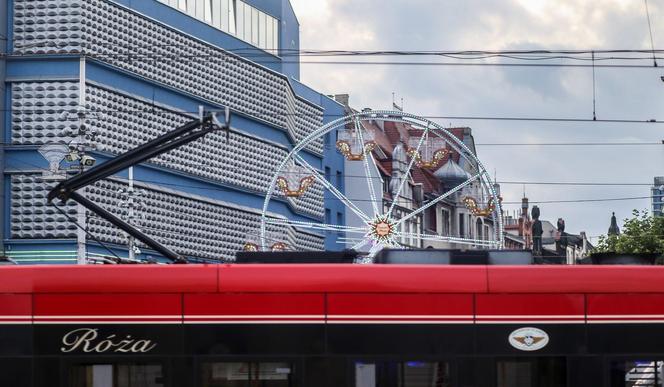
[398,232,501,247]
[387,125,430,217]
[266,218,367,234]
[350,236,371,251]
[355,118,380,217]
[292,154,371,222]
[395,172,483,228]
[366,242,389,258]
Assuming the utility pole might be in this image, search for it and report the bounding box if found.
[76,56,87,265]
[127,167,137,260]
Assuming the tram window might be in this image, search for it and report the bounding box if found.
[201,362,292,387]
[69,363,165,387]
[496,358,566,387]
[354,361,451,387]
[610,360,663,387]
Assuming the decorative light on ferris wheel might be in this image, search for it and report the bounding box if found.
[242,241,289,252]
[462,196,502,217]
[406,135,449,169]
[275,164,315,198]
[336,126,376,161]
[242,228,288,252]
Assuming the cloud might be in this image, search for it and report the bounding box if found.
[290,0,664,240]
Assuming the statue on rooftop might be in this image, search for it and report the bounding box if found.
[555,218,568,256]
[531,206,543,256]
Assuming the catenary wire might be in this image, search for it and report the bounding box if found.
[6,108,664,125]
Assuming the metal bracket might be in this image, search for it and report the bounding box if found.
[48,107,231,263]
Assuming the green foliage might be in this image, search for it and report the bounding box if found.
[595,210,664,254]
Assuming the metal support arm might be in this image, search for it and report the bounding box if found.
[48,108,230,263]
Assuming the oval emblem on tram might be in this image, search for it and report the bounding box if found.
[508,327,549,351]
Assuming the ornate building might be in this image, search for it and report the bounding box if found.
[1,0,345,263]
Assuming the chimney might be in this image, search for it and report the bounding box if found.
[521,197,529,217]
[333,94,350,106]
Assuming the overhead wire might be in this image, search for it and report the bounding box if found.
[5,107,664,124]
[644,0,659,67]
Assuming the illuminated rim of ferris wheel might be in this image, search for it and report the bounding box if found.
[260,110,504,257]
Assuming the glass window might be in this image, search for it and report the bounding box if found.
[220,0,229,32]
[355,361,451,387]
[164,0,278,52]
[272,19,279,53]
[244,3,251,42]
[251,8,259,45]
[212,0,222,29]
[258,12,267,49]
[195,0,205,19]
[266,17,274,51]
[228,0,237,35]
[496,358,566,387]
[201,362,292,387]
[441,209,450,235]
[187,0,196,16]
[204,0,213,23]
[235,1,244,39]
[610,360,663,387]
[70,363,165,387]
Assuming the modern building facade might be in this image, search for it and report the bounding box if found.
[653,176,664,217]
[1,0,346,263]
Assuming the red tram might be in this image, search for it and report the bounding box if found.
[1,264,664,387]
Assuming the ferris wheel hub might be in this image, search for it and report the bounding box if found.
[368,215,397,244]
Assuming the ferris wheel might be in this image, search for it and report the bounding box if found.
[259,110,504,258]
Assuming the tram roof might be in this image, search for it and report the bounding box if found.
[1,264,664,294]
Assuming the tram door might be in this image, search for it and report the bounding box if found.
[67,361,167,387]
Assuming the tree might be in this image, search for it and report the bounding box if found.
[594,210,664,255]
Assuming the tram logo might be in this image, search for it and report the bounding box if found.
[508,327,549,351]
[61,328,157,353]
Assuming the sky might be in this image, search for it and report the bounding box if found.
[290,0,664,242]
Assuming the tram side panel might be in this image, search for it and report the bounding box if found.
[32,293,185,357]
[0,294,32,387]
[183,293,327,355]
[326,293,475,356]
[474,293,587,355]
[587,294,664,354]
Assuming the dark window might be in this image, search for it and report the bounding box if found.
[337,212,343,226]
[325,167,331,182]
[441,209,450,236]
[610,360,663,387]
[325,209,331,224]
[496,357,566,387]
[459,214,465,238]
[336,171,343,190]
[427,207,437,232]
[201,362,293,387]
[355,361,451,387]
[69,363,165,387]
